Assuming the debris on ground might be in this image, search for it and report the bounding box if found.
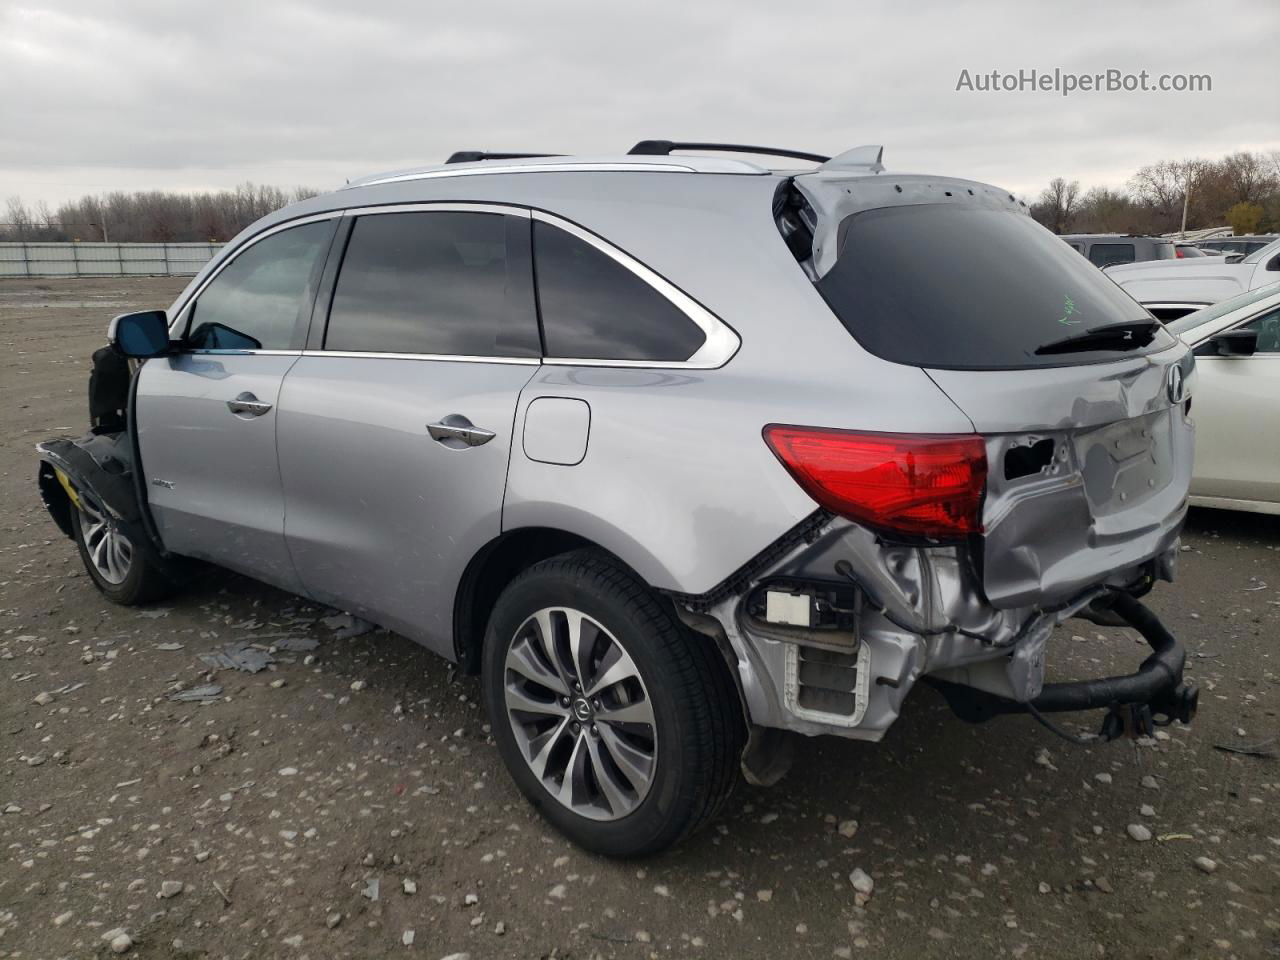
[321,612,375,640]
[167,684,223,703]
[272,636,319,652]
[1211,738,1278,759]
[198,642,273,673]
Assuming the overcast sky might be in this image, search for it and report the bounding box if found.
[2,0,1276,209]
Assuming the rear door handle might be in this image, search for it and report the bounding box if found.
[227,392,273,418]
[428,414,496,448]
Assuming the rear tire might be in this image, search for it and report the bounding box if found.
[482,549,743,857]
[69,490,175,606]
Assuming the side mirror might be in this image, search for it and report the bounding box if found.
[109,310,171,358]
[1199,328,1258,357]
[1224,253,1244,264]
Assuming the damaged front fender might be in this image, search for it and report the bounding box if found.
[36,432,163,559]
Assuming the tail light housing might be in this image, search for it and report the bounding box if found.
[763,425,987,538]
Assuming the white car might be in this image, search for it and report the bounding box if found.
[1168,283,1280,514]
[1108,238,1280,321]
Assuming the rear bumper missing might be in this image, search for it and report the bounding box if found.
[926,592,1198,731]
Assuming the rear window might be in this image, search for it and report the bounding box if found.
[813,204,1174,370]
[1088,243,1135,267]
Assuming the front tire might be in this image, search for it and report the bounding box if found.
[69,489,175,605]
[482,550,743,857]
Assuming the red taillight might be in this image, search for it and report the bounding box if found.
[1176,249,1185,258]
[763,425,987,538]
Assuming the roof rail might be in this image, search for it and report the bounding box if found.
[627,140,830,164]
[446,151,563,164]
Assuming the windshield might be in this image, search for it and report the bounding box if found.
[813,203,1175,370]
[1166,281,1280,337]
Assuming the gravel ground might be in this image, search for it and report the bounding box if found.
[1,277,1277,960]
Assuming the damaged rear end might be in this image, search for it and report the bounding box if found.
[696,167,1199,771]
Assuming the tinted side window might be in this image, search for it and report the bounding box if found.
[325,211,539,358]
[1088,243,1135,267]
[189,220,334,350]
[533,221,706,362]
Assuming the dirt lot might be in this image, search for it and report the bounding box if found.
[1,276,1277,960]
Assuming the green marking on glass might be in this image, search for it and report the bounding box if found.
[1058,294,1081,325]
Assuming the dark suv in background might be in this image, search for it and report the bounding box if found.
[1061,234,1176,269]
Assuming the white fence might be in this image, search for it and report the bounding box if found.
[0,242,224,278]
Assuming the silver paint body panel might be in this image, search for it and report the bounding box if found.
[274,355,536,653]
[136,352,304,594]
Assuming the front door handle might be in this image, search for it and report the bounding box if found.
[227,392,273,418]
[428,414,496,448]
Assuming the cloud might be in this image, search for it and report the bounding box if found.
[2,0,1276,206]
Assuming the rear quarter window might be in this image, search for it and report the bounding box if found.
[532,220,706,362]
[813,204,1174,370]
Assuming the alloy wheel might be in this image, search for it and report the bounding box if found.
[502,607,657,821]
[79,492,133,585]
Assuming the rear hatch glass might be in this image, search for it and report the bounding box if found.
[812,203,1176,370]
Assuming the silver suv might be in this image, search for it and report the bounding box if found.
[37,142,1200,856]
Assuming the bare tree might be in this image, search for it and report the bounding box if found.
[1031,178,1081,234]
[1129,159,1211,235]
[4,197,33,240]
[1218,151,1278,207]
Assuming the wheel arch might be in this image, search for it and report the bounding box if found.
[452,525,704,676]
[453,527,599,674]
[37,460,76,538]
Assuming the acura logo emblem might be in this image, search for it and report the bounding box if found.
[1166,364,1186,404]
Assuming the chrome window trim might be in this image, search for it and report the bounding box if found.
[168,210,344,336]
[184,349,303,357]
[301,350,540,365]
[170,202,741,370]
[530,210,740,369]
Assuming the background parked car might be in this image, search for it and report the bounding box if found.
[1107,237,1280,320]
[1175,244,1215,258]
[1061,234,1176,268]
[1168,283,1280,515]
[1197,235,1279,257]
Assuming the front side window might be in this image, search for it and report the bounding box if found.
[1088,243,1135,267]
[533,221,706,362]
[188,220,333,350]
[324,211,539,358]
